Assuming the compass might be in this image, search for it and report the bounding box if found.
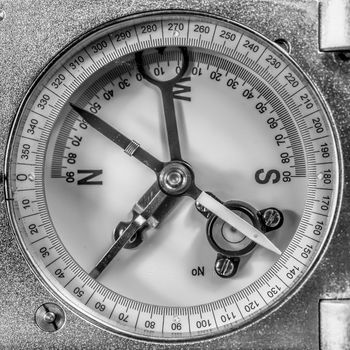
[2,7,346,345]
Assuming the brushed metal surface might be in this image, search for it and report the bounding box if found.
[319,0,350,51]
[0,0,349,349]
[320,299,350,350]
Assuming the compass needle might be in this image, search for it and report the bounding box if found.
[4,9,343,343]
[136,47,190,161]
[70,103,164,173]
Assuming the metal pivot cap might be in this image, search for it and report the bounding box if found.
[35,303,66,332]
[158,162,192,195]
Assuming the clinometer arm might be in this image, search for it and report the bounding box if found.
[70,104,164,173]
[89,181,179,279]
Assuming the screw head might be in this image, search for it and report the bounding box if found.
[43,311,56,323]
[114,221,143,249]
[195,192,218,218]
[215,257,235,278]
[262,208,282,229]
[195,201,209,215]
[35,303,65,332]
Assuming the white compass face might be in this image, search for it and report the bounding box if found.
[5,11,341,341]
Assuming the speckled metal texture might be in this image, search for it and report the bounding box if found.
[319,0,350,51]
[319,300,350,350]
[0,0,349,349]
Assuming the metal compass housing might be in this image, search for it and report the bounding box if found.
[1,4,346,348]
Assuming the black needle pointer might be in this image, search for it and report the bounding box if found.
[70,103,164,174]
[136,47,190,161]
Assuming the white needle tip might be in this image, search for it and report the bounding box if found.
[270,244,282,256]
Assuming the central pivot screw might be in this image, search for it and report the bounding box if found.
[159,162,192,195]
[165,170,183,188]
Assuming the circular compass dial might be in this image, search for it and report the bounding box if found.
[5,10,341,341]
